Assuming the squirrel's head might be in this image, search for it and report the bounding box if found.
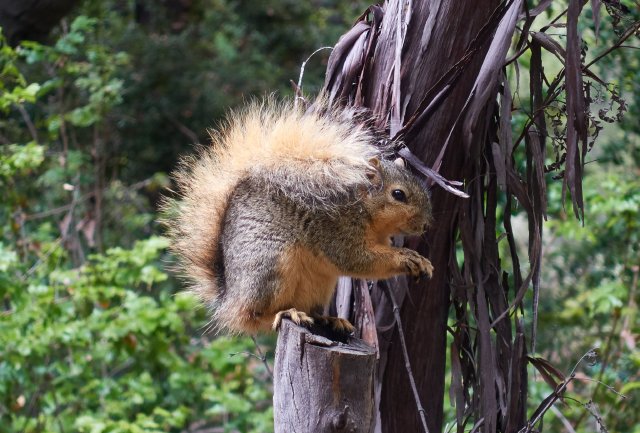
[366,157,432,238]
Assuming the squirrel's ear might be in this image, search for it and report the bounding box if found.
[393,157,406,169]
[366,157,382,184]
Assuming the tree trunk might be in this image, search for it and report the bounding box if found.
[282,0,608,430]
[321,1,518,432]
[273,319,377,433]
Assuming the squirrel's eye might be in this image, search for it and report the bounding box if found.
[391,189,406,202]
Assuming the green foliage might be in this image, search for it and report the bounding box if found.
[1,5,309,430]
[1,1,637,432]
[586,1,640,167]
[535,163,640,433]
[0,236,273,432]
[0,29,40,112]
[0,143,44,180]
[0,0,365,430]
[63,0,365,180]
[4,21,185,273]
[487,5,640,430]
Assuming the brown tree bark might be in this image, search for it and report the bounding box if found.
[273,319,377,433]
[321,1,518,432]
[318,0,628,429]
[372,5,499,429]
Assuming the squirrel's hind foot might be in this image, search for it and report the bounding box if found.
[312,315,355,335]
[272,308,314,331]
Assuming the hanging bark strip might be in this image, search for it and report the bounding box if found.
[563,0,588,220]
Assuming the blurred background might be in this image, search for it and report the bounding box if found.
[0,1,638,432]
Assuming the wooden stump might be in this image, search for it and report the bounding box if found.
[273,319,377,433]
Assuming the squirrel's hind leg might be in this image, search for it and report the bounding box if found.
[271,307,355,338]
[272,308,315,331]
[307,305,355,334]
[310,314,355,334]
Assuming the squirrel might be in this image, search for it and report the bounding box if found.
[164,99,434,335]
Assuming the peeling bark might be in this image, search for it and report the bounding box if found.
[322,2,500,431]
[273,320,376,433]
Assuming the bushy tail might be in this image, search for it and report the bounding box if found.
[162,99,381,309]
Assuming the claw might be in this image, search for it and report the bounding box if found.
[312,315,355,335]
[272,308,314,331]
[403,250,434,281]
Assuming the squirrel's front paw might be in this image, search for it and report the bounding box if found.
[272,308,314,331]
[401,249,434,281]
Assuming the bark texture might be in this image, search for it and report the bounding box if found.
[273,320,376,433]
[323,2,501,432]
[286,0,627,429]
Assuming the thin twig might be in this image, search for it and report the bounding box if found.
[504,41,530,66]
[294,46,332,108]
[550,405,578,433]
[164,111,200,143]
[620,264,639,346]
[381,281,430,433]
[229,339,273,380]
[56,82,69,164]
[15,104,39,143]
[251,335,273,379]
[93,125,104,252]
[21,180,83,278]
[228,351,266,362]
[512,19,640,152]
[571,377,627,399]
[21,237,63,280]
[585,21,640,68]
[25,177,154,221]
[520,348,603,433]
[572,313,622,429]
[569,348,599,377]
[25,202,76,220]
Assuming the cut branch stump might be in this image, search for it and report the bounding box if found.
[273,319,376,433]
